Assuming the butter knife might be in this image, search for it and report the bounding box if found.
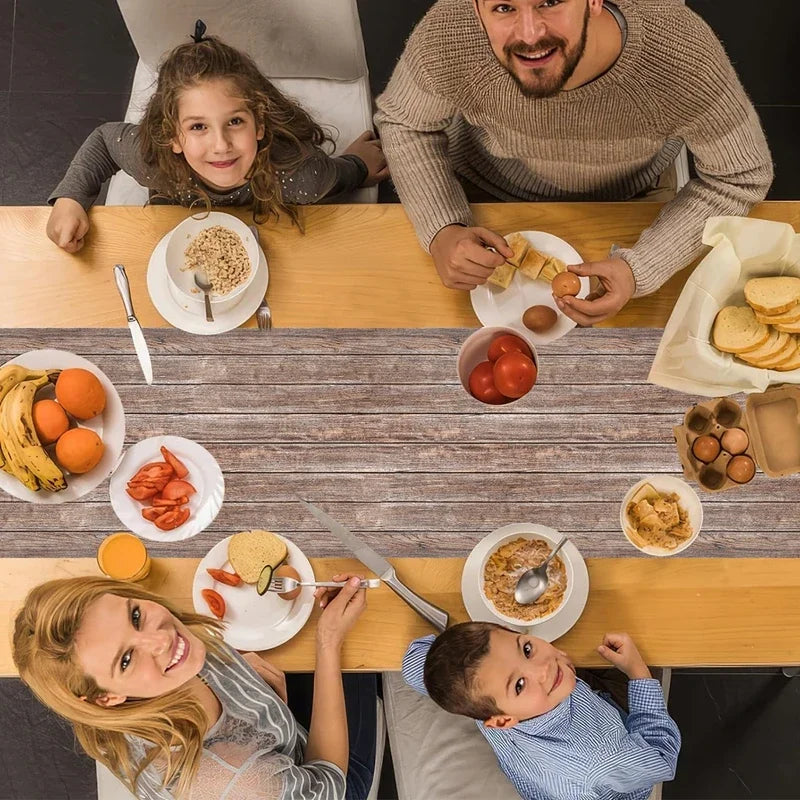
[113,264,153,385]
[299,500,449,632]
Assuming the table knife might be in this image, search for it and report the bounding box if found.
[299,499,449,632]
[113,264,153,385]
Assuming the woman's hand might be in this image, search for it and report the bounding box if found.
[314,574,367,651]
[46,198,90,253]
[242,651,288,703]
[344,131,389,187]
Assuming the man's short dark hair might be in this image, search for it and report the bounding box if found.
[423,621,504,720]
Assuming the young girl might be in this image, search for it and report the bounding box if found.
[13,574,375,800]
[46,32,388,253]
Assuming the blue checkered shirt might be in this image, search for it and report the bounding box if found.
[403,635,681,800]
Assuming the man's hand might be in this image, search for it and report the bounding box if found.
[47,198,90,253]
[241,651,288,702]
[344,131,389,187]
[555,257,636,326]
[429,224,512,290]
[597,632,652,680]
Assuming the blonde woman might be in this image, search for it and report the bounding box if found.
[13,574,376,799]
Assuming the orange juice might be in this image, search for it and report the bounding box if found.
[97,532,151,581]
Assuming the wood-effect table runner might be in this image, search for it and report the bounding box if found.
[2,328,796,559]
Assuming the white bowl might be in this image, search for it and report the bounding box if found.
[457,326,539,405]
[478,526,573,627]
[164,212,259,315]
[620,474,703,556]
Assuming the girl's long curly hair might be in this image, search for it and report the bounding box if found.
[139,35,332,225]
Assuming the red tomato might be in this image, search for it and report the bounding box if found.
[161,446,189,479]
[126,484,159,501]
[207,568,242,587]
[493,352,537,398]
[154,507,191,531]
[468,361,508,405]
[161,479,197,500]
[133,463,174,481]
[201,588,226,619]
[152,495,181,507]
[142,507,168,522]
[487,334,532,362]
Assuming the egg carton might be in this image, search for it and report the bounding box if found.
[674,385,800,492]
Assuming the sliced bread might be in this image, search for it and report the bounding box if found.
[741,335,797,368]
[775,319,800,334]
[712,306,770,354]
[228,529,288,584]
[517,247,548,280]
[487,261,516,289]
[772,342,800,372]
[539,256,567,283]
[754,304,800,326]
[737,328,789,360]
[505,232,530,268]
[744,276,800,315]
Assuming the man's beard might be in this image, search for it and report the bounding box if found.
[501,6,590,99]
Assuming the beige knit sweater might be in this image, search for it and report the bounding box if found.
[374,0,773,296]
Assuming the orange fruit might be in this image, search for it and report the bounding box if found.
[55,428,105,474]
[32,400,70,445]
[55,368,106,420]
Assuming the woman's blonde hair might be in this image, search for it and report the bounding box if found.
[140,34,332,226]
[13,577,227,798]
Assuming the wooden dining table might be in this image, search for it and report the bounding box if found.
[1,203,800,674]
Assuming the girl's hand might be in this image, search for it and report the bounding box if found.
[314,574,367,651]
[344,131,389,187]
[241,651,288,703]
[597,632,652,680]
[47,198,90,253]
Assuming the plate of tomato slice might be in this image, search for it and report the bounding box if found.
[109,435,224,541]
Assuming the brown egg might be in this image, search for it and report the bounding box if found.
[32,399,70,445]
[55,428,104,474]
[55,369,106,420]
[727,454,756,484]
[691,434,721,463]
[551,272,581,298]
[721,427,749,455]
[522,305,558,333]
[274,564,302,600]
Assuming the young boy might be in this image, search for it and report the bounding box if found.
[402,623,680,800]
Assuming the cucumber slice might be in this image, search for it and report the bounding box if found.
[256,565,274,596]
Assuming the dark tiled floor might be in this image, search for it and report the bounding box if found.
[664,671,800,799]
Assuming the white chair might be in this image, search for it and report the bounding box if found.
[107,0,376,206]
[96,697,387,799]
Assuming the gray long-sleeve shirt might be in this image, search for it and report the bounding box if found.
[48,122,367,210]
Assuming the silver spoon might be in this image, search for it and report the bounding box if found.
[194,268,214,322]
[514,536,569,605]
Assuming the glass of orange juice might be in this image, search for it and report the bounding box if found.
[97,532,151,582]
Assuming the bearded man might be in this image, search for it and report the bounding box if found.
[375,0,773,325]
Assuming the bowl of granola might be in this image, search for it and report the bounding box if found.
[479,526,573,627]
[165,212,259,315]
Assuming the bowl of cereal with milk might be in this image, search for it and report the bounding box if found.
[165,212,259,315]
[479,527,573,627]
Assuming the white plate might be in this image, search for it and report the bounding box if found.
[461,523,589,642]
[193,533,315,651]
[109,435,224,542]
[620,475,703,556]
[470,231,589,345]
[0,350,126,504]
[147,232,269,335]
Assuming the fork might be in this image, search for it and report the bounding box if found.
[266,577,381,594]
[249,224,272,330]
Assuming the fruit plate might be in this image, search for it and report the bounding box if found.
[0,350,126,504]
[193,534,315,650]
[470,231,589,345]
[109,435,225,542]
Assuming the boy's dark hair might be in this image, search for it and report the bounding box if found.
[423,621,505,720]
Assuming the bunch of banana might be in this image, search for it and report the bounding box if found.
[0,369,66,492]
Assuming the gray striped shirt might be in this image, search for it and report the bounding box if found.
[128,646,345,800]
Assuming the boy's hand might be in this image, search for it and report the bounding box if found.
[47,198,90,253]
[597,632,652,680]
[344,131,389,187]
[314,574,367,652]
[241,651,288,703]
